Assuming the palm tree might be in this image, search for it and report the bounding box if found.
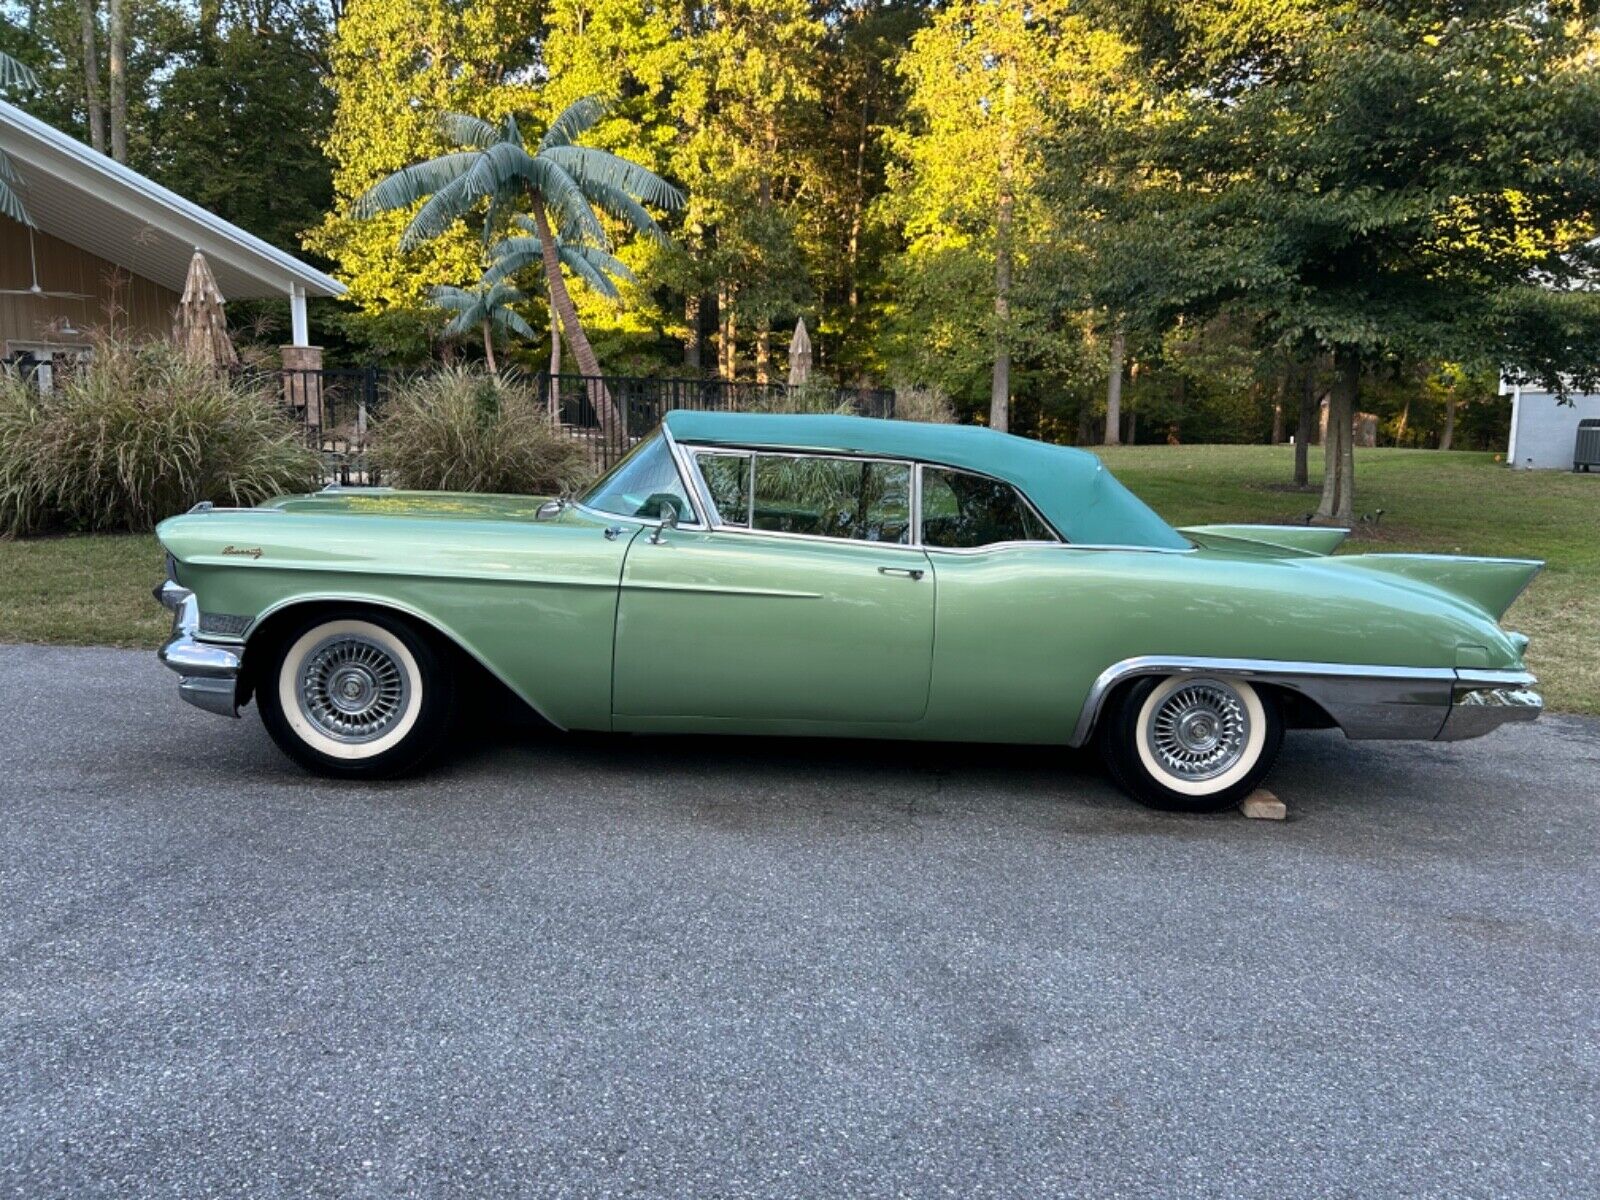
[354,96,684,423]
[483,216,635,377]
[0,45,38,226]
[429,282,535,375]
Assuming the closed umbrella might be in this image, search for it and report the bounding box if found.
[176,250,238,367]
[787,318,812,387]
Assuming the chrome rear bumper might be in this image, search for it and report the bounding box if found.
[155,580,242,718]
[1437,671,1543,741]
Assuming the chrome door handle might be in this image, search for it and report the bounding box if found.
[604,525,626,541]
[878,566,925,580]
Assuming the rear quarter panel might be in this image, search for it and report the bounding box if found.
[921,546,1521,743]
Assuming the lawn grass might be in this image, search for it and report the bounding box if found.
[1,445,1595,711]
[0,532,168,649]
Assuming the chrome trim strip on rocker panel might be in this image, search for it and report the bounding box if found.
[1066,656,1541,748]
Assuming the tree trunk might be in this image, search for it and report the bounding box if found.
[1440,397,1457,451]
[989,55,1017,433]
[1126,403,1137,446]
[1317,350,1359,523]
[481,319,498,375]
[1294,366,1315,486]
[755,325,770,385]
[682,293,700,371]
[847,92,868,314]
[1270,372,1288,444]
[79,0,105,154]
[548,282,561,377]
[532,204,616,429]
[107,0,126,163]
[1104,329,1125,446]
[1394,397,1410,446]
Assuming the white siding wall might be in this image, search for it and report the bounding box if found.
[1508,389,1600,469]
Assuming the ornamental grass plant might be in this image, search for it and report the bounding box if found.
[0,335,319,536]
[368,366,596,495]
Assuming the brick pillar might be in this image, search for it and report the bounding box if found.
[281,345,324,430]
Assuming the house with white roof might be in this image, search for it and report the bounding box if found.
[0,99,342,376]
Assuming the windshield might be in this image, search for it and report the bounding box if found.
[579,432,698,523]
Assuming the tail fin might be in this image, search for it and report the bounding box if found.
[1179,524,1350,557]
[1331,555,1543,620]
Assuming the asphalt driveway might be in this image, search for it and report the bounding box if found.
[1,644,1596,1199]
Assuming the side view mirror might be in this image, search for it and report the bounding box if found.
[649,500,679,545]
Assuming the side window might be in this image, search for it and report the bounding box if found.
[579,432,697,523]
[694,451,751,526]
[751,454,912,544]
[920,466,1056,548]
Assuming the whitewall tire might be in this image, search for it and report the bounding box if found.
[1098,674,1282,812]
[256,610,455,778]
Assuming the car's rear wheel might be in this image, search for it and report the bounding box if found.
[1098,674,1282,812]
[256,611,455,779]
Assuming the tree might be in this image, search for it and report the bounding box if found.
[0,32,36,224]
[307,0,541,326]
[76,0,104,152]
[483,218,635,376]
[105,0,123,161]
[146,18,334,254]
[887,0,1139,430]
[429,281,535,375]
[1059,1,1600,519]
[352,97,685,423]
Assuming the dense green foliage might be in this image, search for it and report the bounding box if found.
[0,337,319,534]
[368,366,596,495]
[4,1,1597,484]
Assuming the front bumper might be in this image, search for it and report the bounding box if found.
[155,580,242,718]
[1436,670,1543,741]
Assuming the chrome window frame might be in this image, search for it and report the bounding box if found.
[674,442,924,552]
[914,462,1063,553]
[576,426,708,528]
[673,440,1075,554]
[685,447,754,527]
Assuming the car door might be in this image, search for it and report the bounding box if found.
[612,448,935,725]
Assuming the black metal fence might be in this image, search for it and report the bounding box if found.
[269,368,897,484]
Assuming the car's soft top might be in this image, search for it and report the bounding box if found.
[663,410,1189,549]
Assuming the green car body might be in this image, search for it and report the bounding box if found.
[155,411,1541,789]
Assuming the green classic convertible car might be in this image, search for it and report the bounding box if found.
[154,411,1542,811]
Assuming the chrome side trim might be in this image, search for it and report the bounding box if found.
[1057,543,1199,555]
[155,580,242,718]
[1067,656,1460,747]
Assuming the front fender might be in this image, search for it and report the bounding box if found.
[156,506,633,731]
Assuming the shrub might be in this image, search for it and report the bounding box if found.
[746,374,855,415]
[369,367,596,495]
[0,336,320,536]
[892,384,956,424]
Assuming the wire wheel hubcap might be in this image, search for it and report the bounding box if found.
[297,635,410,744]
[1146,680,1251,782]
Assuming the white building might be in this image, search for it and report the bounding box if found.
[1503,379,1600,470]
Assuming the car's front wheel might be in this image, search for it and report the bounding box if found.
[1098,674,1282,812]
[256,611,456,779]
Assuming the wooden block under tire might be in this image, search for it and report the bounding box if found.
[1239,788,1286,820]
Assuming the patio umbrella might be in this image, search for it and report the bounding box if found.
[176,250,238,367]
[787,318,812,387]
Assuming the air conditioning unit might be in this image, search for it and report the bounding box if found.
[1576,419,1600,472]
